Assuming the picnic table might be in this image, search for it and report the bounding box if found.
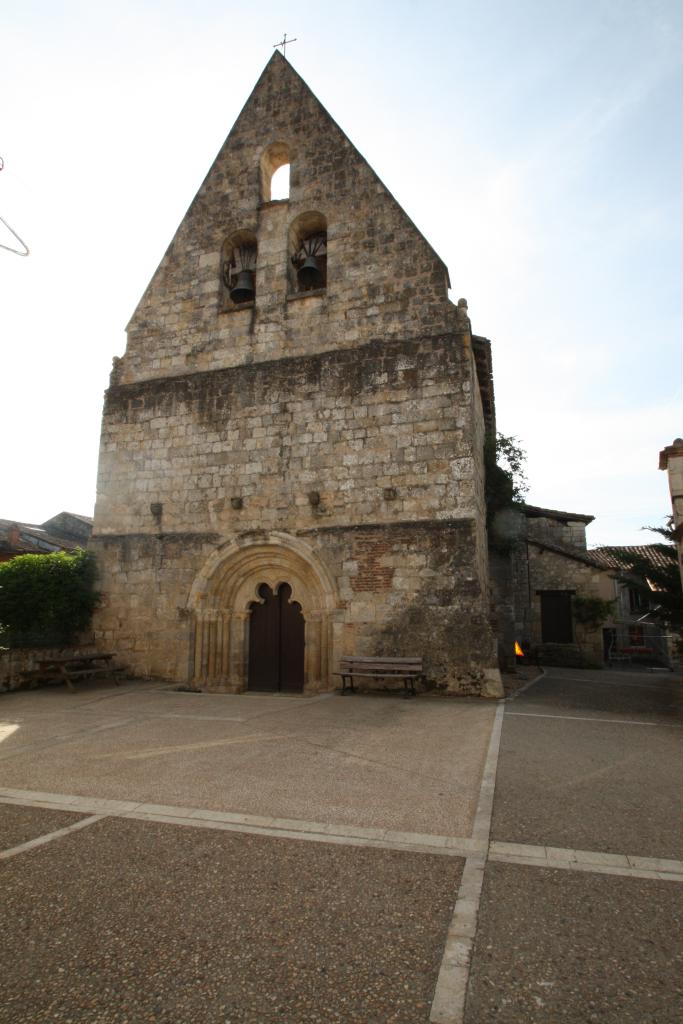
[21,652,122,693]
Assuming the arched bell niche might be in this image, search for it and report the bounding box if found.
[187,532,341,693]
[289,211,327,293]
[221,229,257,309]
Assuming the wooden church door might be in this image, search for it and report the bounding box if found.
[248,583,305,692]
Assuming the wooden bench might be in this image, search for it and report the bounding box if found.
[335,656,423,697]
[21,653,123,693]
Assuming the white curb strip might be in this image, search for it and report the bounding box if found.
[430,702,505,1024]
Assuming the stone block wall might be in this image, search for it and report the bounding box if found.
[93,328,498,692]
[526,516,588,552]
[96,334,483,538]
[315,519,498,693]
[91,520,499,695]
[118,54,452,388]
[91,533,213,682]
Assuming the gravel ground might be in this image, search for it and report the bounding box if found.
[492,669,683,859]
[0,690,493,837]
[500,665,540,698]
[466,861,683,1024]
[510,668,683,722]
[0,803,87,850]
[492,715,683,858]
[0,816,462,1024]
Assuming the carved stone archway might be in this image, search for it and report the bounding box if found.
[187,532,341,693]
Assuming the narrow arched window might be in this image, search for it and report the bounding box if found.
[261,142,291,203]
[270,163,290,200]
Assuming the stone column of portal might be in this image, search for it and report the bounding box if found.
[219,612,232,683]
[192,611,207,683]
[230,612,249,692]
[319,612,330,690]
[659,438,683,591]
[206,611,219,683]
[305,613,322,692]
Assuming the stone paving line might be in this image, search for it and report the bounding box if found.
[507,710,683,729]
[3,781,683,882]
[489,841,683,882]
[429,703,506,1024]
[0,789,484,859]
[0,813,104,861]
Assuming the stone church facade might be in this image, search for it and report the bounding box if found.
[90,53,503,698]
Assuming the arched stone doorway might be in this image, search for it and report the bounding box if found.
[187,532,341,693]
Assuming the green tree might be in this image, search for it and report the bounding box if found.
[495,433,529,502]
[572,595,615,660]
[611,519,682,630]
[0,549,99,648]
[485,432,529,523]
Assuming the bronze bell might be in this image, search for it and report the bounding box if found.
[297,255,324,291]
[230,269,255,304]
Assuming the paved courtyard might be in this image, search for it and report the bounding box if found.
[0,683,495,837]
[0,668,681,1022]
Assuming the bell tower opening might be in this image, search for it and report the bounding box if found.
[270,163,290,200]
[261,142,291,202]
[221,230,257,308]
[289,211,327,293]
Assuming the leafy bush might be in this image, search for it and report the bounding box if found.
[572,596,615,630]
[0,550,99,648]
[485,432,528,522]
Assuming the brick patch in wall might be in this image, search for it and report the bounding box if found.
[351,538,394,592]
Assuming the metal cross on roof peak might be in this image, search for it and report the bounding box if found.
[274,33,297,57]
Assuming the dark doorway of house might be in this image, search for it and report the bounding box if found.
[603,627,617,663]
[248,582,305,692]
[540,590,574,644]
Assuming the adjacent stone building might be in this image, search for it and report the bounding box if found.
[0,512,93,563]
[489,504,607,666]
[90,53,502,697]
[659,438,683,590]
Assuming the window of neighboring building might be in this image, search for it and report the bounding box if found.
[539,590,574,644]
[628,587,646,613]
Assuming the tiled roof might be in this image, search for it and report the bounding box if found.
[528,538,607,570]
[0,518,86,554]
[523,503,594,524]
[61,512,94,526]
[590,545,677,572]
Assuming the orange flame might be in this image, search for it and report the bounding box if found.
[514,641,524,657]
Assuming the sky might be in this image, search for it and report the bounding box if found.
[1,0,681,547]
